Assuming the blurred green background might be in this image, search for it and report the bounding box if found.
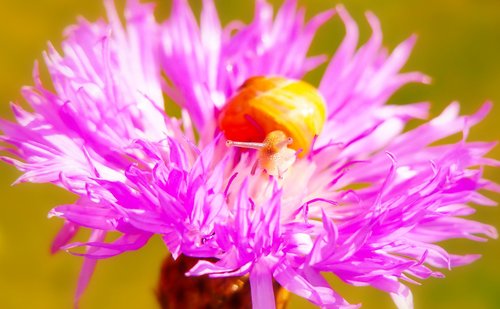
[0,0,499,308]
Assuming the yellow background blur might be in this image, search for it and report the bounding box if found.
[0,1,499,308]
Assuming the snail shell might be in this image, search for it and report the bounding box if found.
[218,76,326,157]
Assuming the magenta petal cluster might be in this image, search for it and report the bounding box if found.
[1,0,498,308]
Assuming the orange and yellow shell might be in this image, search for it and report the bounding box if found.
[218,76,327,157]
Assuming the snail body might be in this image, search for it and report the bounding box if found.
[226,130,296,177]
[218,76,326,156]
[219,76,327,176]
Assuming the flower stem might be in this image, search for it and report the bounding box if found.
[157,255,290,309]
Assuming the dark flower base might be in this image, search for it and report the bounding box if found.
[157,255,289,309]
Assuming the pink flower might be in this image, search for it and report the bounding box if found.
[1,0,497,308]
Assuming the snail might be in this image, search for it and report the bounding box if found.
[218,76,327,176]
